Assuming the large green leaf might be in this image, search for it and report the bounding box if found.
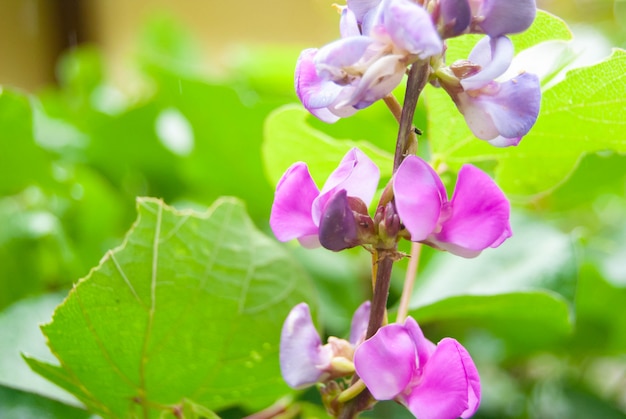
[262,105,393,187]
[26,197,315,418]
[408,291,572,353]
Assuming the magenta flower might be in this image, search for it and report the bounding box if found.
[444,36,541,146]
[393,155,511,258]
[269,148,379,250]
[280,302,371,389]
[354,317,481,419]
[295,0,442,122]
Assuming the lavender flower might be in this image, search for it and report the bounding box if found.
[280,302,371,388]
[393,155,511,258]
[441,36,541,146]
[469,0,537,37]
[354,317,481,419]
[295,0,442,122]
[269,148,379,250]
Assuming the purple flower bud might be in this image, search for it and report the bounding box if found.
[354,317,481,419]
[394,156,511,258]
[470,0,536,37]
[270,148,380,248]
[440,0,471,38]
[319,190,359,251]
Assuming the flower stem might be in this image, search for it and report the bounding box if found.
[393,61,431,172]
[396,242,423,323]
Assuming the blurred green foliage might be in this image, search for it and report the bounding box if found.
[0,13,625,419]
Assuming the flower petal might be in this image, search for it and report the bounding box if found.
[295,49,343,123]
[441,0,471,37]
[479,72,541,139]
[280,303,332,389]
[349,301,371,345]
[461,36,514,91]
[270,162,320,243]
[429,165,511,257]
[354,323,417,400]
[347,0,382,24]
[315,36,375,81]
[393,156,445,241]
[376,0,443,58]
[404,338,480,419]
[404,317,436,369]
[344,54,406,109]
[473,0,536,37]
[340,6,361,38]
[313,148,380,221]
[318,190,359,251]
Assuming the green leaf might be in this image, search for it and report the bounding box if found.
[262,105,393,187]
[409,292,572,353]
[427,49,626,198]
[0,89,52,196]
[27,197,316,418]
[0,384,90,419]
[0,293,81,407]
[409,214,578,307]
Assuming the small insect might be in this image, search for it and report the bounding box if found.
[413,127,423,135]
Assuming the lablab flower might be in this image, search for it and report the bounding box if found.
[295,0,442,122]
[280,302,371,389]
[440,36,541,146]
[354,317,481,419]
[393,155,511,258]
[269,148,379,250]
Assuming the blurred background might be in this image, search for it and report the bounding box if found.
[0,0,625,92]
[1,1,626,418]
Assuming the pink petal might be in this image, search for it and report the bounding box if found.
[270,162,320,242]
[393,156,445,241]
[430,165,511,257]
[280,303,332,389]
[404,317,437,369]
[354,323,417,400]
[404,338,480,419]
[313,148,380,221]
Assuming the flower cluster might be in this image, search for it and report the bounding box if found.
[280,303,481,419]
[296,0,541,146]
[270,147,511,258]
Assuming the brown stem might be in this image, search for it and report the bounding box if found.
[393,61,431,172]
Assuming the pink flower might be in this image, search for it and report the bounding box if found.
[393,155,511,258]
[354,317,481,419]
[269,148,379,250]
